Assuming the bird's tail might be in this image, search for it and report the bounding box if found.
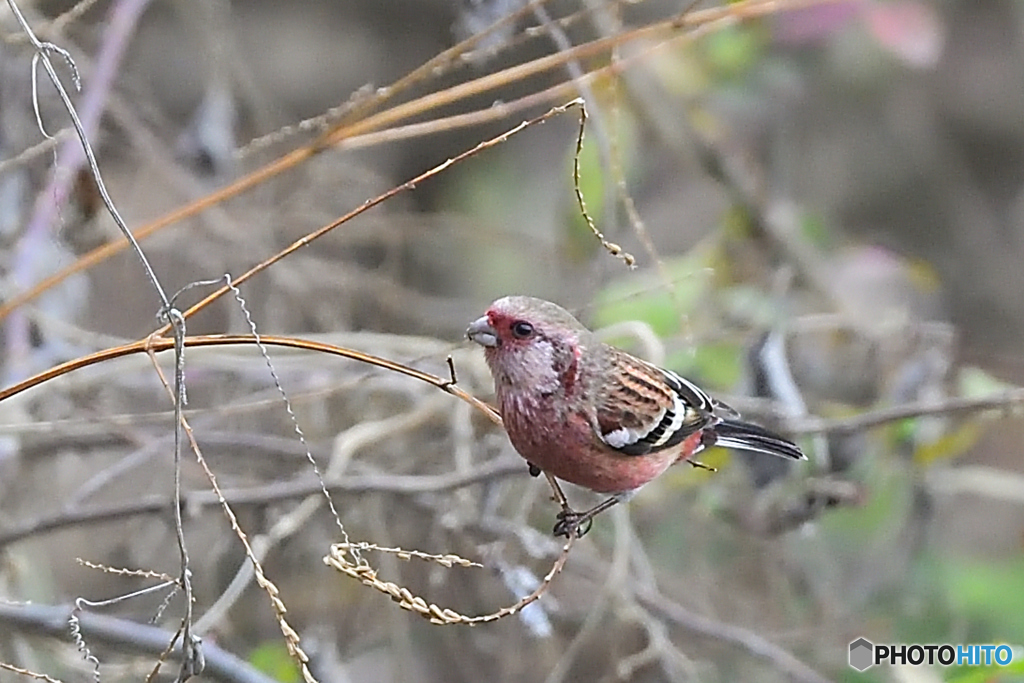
[712,419,805,461]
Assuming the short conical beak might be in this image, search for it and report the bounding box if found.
[466,316,498,347]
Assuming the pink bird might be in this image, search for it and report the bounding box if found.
[467,296,805,537]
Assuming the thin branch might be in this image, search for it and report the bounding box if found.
[409,495,833,683]
[0,602,277,683]
[0,661,65,683]
[0,458,524,549]
[324,533,576,626]
[0,0,838,325]
[194,398,449,634]
[145,352,315,683]
[785,389,1024,436]
[237,0,563,156]
[4,0,164,377]
[634,586,834,683]
[0,131,69,176]
[926,465,1024,505]
[155,99,591,334]
[0,334,498,421]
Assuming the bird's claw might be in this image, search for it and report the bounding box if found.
[553,508,592,538]
[685,458,717,472]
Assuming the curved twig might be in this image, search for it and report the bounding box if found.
[0,333,500,423]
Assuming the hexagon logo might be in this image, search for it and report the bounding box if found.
[849,638,875,671]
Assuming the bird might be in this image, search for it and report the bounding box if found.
[466,295,806,537]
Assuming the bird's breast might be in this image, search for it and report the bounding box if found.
[498,389,685,494]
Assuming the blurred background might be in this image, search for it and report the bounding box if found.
[1,0,1023,681]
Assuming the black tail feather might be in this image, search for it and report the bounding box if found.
[712,419,805,461]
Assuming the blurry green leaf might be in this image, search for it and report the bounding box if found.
[959,366,1017,399]
[912,421,981,467]
[891,417,917,444]
[836,670,886,683]
[945,655,1024,683]
[592,249,714,337]
[799,212,833,250]
[647,46,710,97]
[906,257,942,294]
[249,642,301,683]
[703,25,764,80]
[719,204,755,241]
[445,154,520,218]
[667,341,743,389]
[817,464,913,544]
[943,557,1024,642]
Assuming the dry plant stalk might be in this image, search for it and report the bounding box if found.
[143,340,320,683]
[0,0,841,324]
[154,98,613,336]
[75,559,176,584]
[324,537,575,626]
[0,661,65,683]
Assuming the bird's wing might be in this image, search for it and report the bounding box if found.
[593,349,717,456]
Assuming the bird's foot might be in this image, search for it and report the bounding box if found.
[527,462,542,477]
[553,508,593,538]
[685,458,717,472]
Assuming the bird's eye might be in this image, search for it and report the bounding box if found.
[511,321,534,339]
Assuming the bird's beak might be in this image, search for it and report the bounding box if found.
[466,316,498,347]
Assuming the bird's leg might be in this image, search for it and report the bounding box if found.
[542,471,572,511]
[681,431,719,472]
[553,496,619,538]
[537,470,598,536]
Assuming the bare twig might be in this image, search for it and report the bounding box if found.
[0,0,839,324]
[0,661,65,683]
[75,559,176,583]
[144,351,317,683]
[569,100,636,267]
[0,458,524,548]
[324,534,575,625]
[154,99,593,334]
[3,0,105,44]
[5,3,198,676]
[926,465,1024,504]
[193,398,449,634]
[4,0,164,375]
[636,586,833,683]
[0,334,500,423]
[531,1,618,236]
[0,602,277,683]
[544,505,633,683]
[785,389,1024,436]
[222,276,357,558]
[238,0,562,156]
[409,494,833,683]
[0,131,69,176]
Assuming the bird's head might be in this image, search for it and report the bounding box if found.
[467,296,586,394]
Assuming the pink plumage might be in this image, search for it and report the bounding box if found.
[468,296,805,536]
